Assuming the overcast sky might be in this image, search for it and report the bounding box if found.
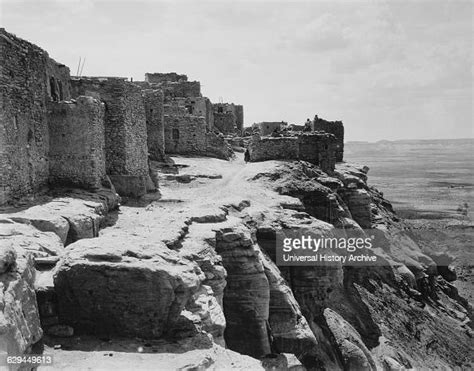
[1,0,472,141]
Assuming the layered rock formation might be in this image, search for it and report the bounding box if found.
[1,154,472,370]
[0,244,42,361]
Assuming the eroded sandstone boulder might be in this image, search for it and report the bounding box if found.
[0,245,42,358]
[215,226,272,358]
[261,253,319,362]
[53,236,208,339]
[0,218,63,257]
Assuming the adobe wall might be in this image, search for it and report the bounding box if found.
[70,78,148,177]
[47,96,106,189]
[0,29,71,204]
[249,133,337,173]
[313,115,344,162]
[142,89,165,162]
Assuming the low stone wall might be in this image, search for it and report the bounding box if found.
[249,133,337,173]
[48,96,106,190]
[249,136,299,161]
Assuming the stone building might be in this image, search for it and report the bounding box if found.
[0,28,72,204]
[145,72,188,83]
[139,72,233,159]
[142,89,165,162]
[248,132,337,174]
[213,103,244,135]
[163,100,233,160]
[312,115,344,162]
[48,96,106,189]
[70,77,150,197]
[253,121,287,136]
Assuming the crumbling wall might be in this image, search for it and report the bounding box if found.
[164,114,232,160]
[185,97,214,130]
[142,89,165,162]
[205,132,233,160]
[214,111,236,134]
[160,81,201,99]
[145,72,188,83]
[249,133,337,173]
[212,103,245,135]
[47,96,106,189]
[71,78,149,197]
[313,115,344,162]
[254,122,285,136]
[248,136,299,162]
[0,28,71,205]
[234,105,244,133]
[71,78,148,177]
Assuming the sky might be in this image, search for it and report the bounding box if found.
[1,0,472,141]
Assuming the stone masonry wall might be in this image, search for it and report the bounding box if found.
[145,72,188,83]
[185,97,214,130]
[214,112,236,134]
[249,133,337,173]
[298,133,337,173]
[313,115,344,162]
[142,89,165,162]
[234,105,244,133]
[249,136,299,162]
[164,114,207,155]
[47,96,106,189]
[164,113,232,160]
[255,122,283,136]
[0,29,71,204]
[70,78,148,177]
[161,81,201,99]
[212,103,240,135]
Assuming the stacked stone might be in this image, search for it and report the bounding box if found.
[142,89,165,162]
[0,28,71,204]
[313,115,344,162]
[70,78,150,197]
[47,96,106,189]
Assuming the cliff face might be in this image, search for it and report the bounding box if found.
[1,156,472,369]
[250,160,473,369]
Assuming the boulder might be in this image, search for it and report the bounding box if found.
[0,245,42,357]
[54,236,205,339]
[0,245,16,274]
[0,218,63,257]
